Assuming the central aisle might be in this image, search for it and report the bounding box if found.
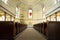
[15,28,46,40]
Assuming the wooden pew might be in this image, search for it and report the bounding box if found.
[20,24,27,33]
[33,21,60,40]
[33,23,42,32]
[15,22,20,35]
[40,23,43,33]
[0,21,16,40]
[43,22,47,36]
[47,21,60,40]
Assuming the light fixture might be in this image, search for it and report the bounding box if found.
[43,7,45,12]
[2,0,8,4]
[55,0,57,4]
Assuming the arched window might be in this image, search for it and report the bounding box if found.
[28,9,32,19]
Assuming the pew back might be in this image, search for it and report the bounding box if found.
[0,21,16,40]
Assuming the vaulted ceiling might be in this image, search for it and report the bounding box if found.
[17,0,56,11]
[17,0,44,11]
[19,0,43,7]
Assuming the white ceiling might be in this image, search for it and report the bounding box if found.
[18,0,44,10]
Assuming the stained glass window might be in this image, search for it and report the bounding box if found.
[28,9,32,19]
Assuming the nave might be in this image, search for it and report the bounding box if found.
[0,0,60,40]
[15,28,46,40]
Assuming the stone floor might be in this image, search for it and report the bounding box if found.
[15,28,47,40]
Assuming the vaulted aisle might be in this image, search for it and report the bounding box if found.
[15,28,46,40]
